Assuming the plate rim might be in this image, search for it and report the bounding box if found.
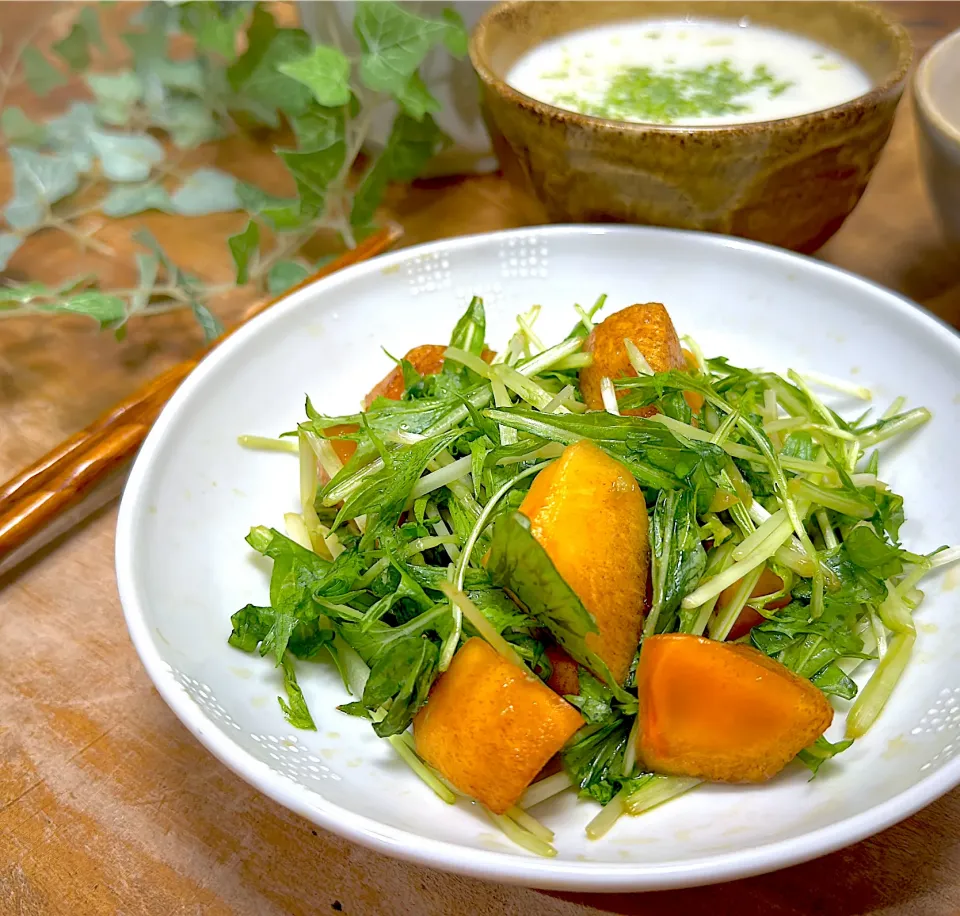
[116,224,960,891]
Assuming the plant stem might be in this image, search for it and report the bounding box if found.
[47,217,117,258]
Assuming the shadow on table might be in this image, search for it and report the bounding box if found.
[547,789,960,915]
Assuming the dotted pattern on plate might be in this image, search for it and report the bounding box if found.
[913,686,960,772]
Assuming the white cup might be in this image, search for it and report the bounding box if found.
[914,27,960,247]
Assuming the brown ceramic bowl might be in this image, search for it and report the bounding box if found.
[470,1,912,253]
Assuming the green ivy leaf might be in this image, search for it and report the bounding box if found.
[4,147,79,231]
[236,182,308,231]
[22,47,68,97]
[355,1,446,93]
[169,167,240,215]
[155,98,221,149]
[78,6,106,52]
[277,141,345,213]
[45,291,127,329]
[277,45,351,107]
[151,58,205,94]
[0,107,47,146]
[89,130,165,183]
[99,183,173,217]
[227,219,259,284]
[291,104,345,150]
[0,233,23,271]
[85,71,144,126]
[440,8,468,57]
[45,102,97,171]
[179,2,245,60]
[350,113,444,226]
[189,295,224,342]
[225,5,277,90]
[123,29,169,70]
[53,23,91,72]
[267,259,310,294]
[394,71,440,120]
[131,251,159,313]
[387,112,446,180]
[227,25,313,118]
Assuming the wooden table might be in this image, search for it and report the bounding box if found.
[2,4,959,914]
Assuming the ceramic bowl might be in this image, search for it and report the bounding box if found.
[470,1,912,252]
[117,225,960,891]
[914,27,960,246]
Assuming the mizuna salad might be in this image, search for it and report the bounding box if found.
[231,297,955,854]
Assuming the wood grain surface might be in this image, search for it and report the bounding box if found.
[2,4,960,915]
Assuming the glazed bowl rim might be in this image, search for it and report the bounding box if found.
[469,0,913,135]
[914,25,960,146]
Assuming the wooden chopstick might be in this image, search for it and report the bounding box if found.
[0,223,403,567]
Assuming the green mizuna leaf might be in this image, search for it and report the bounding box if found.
[169,167,241,215]
[228,219,260,284]
[89,130,165,183]
[332,428,464,527]
[797,735,854,777]
[22,47,67,96]
[277,45,351,107]
[4,147,79,230]
[278,652,317,730]
[361,634,439,737]
[649,488,708,634]
[561,715,637,806]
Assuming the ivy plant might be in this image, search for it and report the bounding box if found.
[0,1,466,339]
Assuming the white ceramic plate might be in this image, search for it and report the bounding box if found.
[116,226,960,892]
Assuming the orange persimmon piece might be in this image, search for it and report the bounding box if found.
[580,303,686,416]
[580,304,705,415]
[363,344,447,408]
[413,638,583,813]
[637,634,833,783]
[363,344,495,408]
[324,423,359,466]
[720,567,792,641]
[680,348,705,413]
[520,440,649,684]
